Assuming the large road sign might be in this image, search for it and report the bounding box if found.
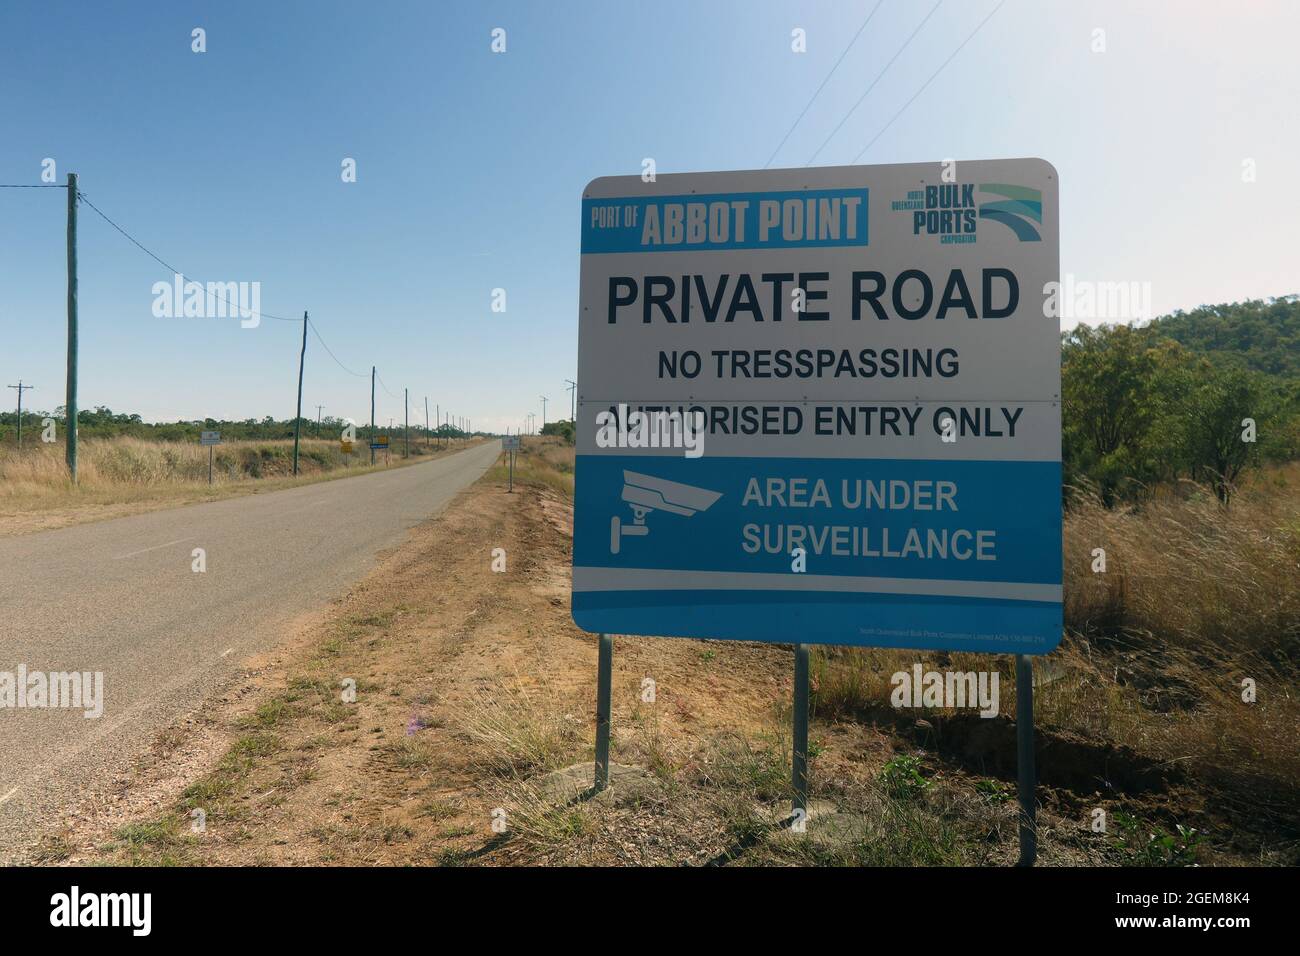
[572,160,1062,653]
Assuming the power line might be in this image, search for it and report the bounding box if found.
[850,0,1005,163]
[75,190,301,323]
[307,319,368,378]
[805,0,944,166]
[74,189,379,389]
[764,0,885,168]
[375,371,399,399]
[12,184,476,444]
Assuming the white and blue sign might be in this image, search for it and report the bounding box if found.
[573,160,1062,654]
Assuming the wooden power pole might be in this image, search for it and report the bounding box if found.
[292,311,307,475]
[7,381,33,448]
[66,172,78,481]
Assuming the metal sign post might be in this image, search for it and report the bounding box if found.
[571,160,1061,860]
[792,644,810,815]
[1016,654,1037,865]
[200,431,221,485]
[503,434,520,492]
[593,633,613,792]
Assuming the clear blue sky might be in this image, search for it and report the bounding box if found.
[2,0,1296,430]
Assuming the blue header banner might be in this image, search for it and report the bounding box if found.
[582,189,869,254]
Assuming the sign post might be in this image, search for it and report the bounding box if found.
[200,430,221,485]
[1016,654,1037,864]
[792,644,810,815]
[593,633,613,792]
[502,434,520,493]
[572,160,1061,860]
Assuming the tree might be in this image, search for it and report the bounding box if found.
[1062,324,1168,502]
[1176,363,1272,504]
[541,419,575,444]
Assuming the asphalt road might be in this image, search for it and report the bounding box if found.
[0,440,501,861]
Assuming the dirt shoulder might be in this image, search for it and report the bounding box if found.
[44,462,796,865]
[42,448,1289,867]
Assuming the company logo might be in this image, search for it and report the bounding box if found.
[977,183,1042,241]
[892,182,1041,244]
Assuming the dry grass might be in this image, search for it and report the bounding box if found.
[1065,475,1299,662]
[809,468,1300,862]
[454,680,584,777]
[0,434,476,535]
[1052,475,1300,831]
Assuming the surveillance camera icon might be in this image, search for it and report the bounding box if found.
[611,470,723,555]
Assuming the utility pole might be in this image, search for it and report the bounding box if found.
[315,404,324,438]
[424,397,430,452]
[370,366,376,465]
[292,311,308,475]
[404,387,409,459]
[7,381,33,448]
[540,396,548,432]
[66,172,78,481]
[565,379,576,422]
